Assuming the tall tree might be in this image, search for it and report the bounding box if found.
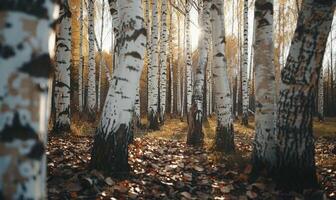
[251,0,277,173]
[0,0,56,198]
[187,0,211,146]
[97,0,105,112]
[148,0,160,129]
[185,1,193,116]
[159,0,169,123]
[210,0,235,152]
[318,67,324,121]
[90,0,146,175]
[274,0,335,191]
[87,0,97,118]
[242,0,249,126]
[54,1,72,133]
[79,0,84,112]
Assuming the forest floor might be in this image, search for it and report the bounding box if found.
[47,117,336,200]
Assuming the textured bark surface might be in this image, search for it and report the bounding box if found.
[274,0,335,191]
[185,2,193,114]
[86,0,97,119]
[148,0,160,130]
[210,0,235,153]
[91,0,146,175]
[241,0,249,126]
[252,0,277,173]
[0,1,56,198]
[159,0,168,123]
[187,0,210,146]
[78,0,84,112]
[54,1,71,133]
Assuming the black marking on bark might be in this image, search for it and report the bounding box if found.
[0,0,50,19]
[0,44,15,59]
[19,54,52,78]
[0,113,38,142]
[125,51,141,60]
[26,141,44,160]
[126,65,139,72]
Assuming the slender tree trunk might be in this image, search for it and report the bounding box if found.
[252,0,277,174]
[97,0,105,112]
[241,0,249,126]
[54,1,71,133]
[318,67,324,121]
[90,0,146,175]
[108,0,119,71]
[144,0,151,115]
[187,0,210,146]
[87,0,97,119]
[177,15,182,115]
[169,4,174,115]
[0,1,56,198]
[159,0,169,123]
[148,0,160,130]
[210,0,235,153]
[79,0,84,112]
[274,0,335,191]
[185,2,193,117]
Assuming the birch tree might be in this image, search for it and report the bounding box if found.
[242,0,249,126]
[87,0,97,118]
[0,1,56,198]
[185,1,193,115]
[159,0,169,123]
[251,0,277,172]
[210,0,235,152]
[187,0,210,146]
[274,0,335,190]
[54,1,72,133]
[79,0,84,112]
[318,67,324,121]
[90,0,146,175]
[148,0,160,129]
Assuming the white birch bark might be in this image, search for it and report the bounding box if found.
[275,0,335,190]
[91,0,146,174]
[252,0,277,171]
[54,1,71,133]
[185,2,193,114]
[0,1,56,198]
[87,0,97,117]
[148,0,160,129]
[210,0,235,152]
[177,15,182,115]
[187,0,210,145]
[242,0,249,125]
[159,0,169,122]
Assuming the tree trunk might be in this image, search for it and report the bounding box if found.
[0,1,56,198]
[185,2,193,117]
[274,0,335,191]
[252,0,277,174]
[177,15,182,115]
[90,0,146,176]
[318,67,324,121]
[148,0,160,130]
[159,0,169,123]
[210,0,235,153]
[97,0,105,112]
[54,1,71,133]
[87,0,97,119]
[187,0,210,146]
[241,0,249,126]
[79,0,84,112]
